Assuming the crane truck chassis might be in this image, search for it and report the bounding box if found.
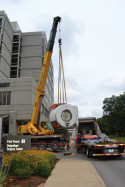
[31,134,66,151]
[77,118,125,157]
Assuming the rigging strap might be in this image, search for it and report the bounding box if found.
[58,40,67,103]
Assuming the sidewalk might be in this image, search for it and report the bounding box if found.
[41,159,106,187]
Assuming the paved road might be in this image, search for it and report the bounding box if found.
[55,145,125,187]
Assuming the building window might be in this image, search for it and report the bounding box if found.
[10,67,17,78]
[0,37,2,53]
[42,46,45,55]
[11,57,18,65]
[11,35,22,78]
[0,18,4,26]
[13,35,19,42]
[0,19,2,26]
[12,46,19,53]
[0,92,11,105]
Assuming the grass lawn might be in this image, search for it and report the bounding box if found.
[109,136,125,143]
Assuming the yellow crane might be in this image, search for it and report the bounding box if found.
[18,17,61,136]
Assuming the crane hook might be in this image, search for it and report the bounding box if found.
[58,38,62,46]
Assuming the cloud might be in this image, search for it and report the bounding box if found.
[2,0,20,4]
[96,78,125,96]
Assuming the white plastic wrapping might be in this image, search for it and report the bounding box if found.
[49,104,78,128]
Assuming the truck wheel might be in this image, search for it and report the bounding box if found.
[38,141,47,150]
[51,140,60,152]
[86,149,92,157]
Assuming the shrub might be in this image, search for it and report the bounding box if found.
[8,153,31,175]
[42,153,56,170]
[33,161,51,177]
[3,150,56,178]
[14,168,33,179]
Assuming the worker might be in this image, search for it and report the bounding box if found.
[42,123,47,129]
[76,134,82,154]
[66,133,70,151]
[62,134,66,144]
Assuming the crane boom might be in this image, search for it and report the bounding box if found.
[31,16,61,126]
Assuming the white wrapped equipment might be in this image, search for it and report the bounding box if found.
[49,104,78,128]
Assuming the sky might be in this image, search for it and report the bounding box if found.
[1,0,125,118]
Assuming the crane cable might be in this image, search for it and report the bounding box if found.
[58,23,67,104]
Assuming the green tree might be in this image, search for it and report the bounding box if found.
[97,116,110,135]
[114,94,125,136]
[101,93,125,136]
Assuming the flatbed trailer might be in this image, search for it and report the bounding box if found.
[78,117,125,157]
[81,142,125,157]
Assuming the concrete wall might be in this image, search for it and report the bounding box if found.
[21,32,45,82]
[0,77,35,120]
[21,31,54,106]
[0,77,50,120]
[2,29,12,52]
